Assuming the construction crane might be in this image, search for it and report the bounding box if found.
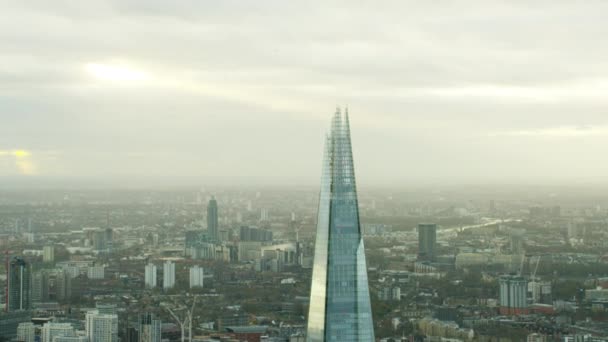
[518,253,526,276]
[163,295,199,342]
[164,305,186,342]
[528,255,543,303]
[187,296,198,342]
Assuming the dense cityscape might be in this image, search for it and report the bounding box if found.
[3,1,608,341]
[2,130,608,342]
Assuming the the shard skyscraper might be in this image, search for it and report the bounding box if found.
[307,108,375,341]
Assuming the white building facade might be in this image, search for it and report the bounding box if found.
[87,265,105,279]
[43,246,55,262]
[189,266,204,288]
[17,322,35,342]
[145,263,157,288]
[41,323,76,342]
[86,310,118,342]
[163,261,175,290]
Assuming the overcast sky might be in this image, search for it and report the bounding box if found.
[2,1,608,187]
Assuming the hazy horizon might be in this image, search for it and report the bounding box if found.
[3,1,608,186]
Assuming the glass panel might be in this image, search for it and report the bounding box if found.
[307,109,375,342]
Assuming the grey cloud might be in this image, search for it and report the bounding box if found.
[1,1,608,185]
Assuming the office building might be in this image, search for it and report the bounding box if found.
[238,241,262,262]
[190,266,204,288]
[41,322,76,342]
[418,223,437,261]
[190,243,217,260]
[207,197,219,242]
[63,265,80,279]
[0,311,32,338]
[53,337,89,342]
[86,310,118,342]
[239,226,273,242]
[7,257,32,311]
[163,261,175,290]
[56,270,72,302]
[184,230,209,256]
[17,322,35,342]
[87,265,105,279]
[32,270,50,303]
[139,313,162,342]
[529,280,552,304]
[144,263,157,289]
[96,303,117,315]
[93,229,106,251]
[306,109,375,341]
[527,333,548,342]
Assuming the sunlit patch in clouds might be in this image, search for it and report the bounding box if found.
[12,149,31,157]
[490,125,608,138]
[0,150,36,175]
[85,63,149,82]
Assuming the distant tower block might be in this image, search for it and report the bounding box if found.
[7,257,32,311]
[189,266,204,288]
[43,246,55,263]
[260,208,269,221]
[207,197,219,242]
[499,275,529,315]
[418,223,437,262]
[144,263,157,289]
[163,261,175,290]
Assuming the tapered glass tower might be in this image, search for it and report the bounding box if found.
[307,108,375,341]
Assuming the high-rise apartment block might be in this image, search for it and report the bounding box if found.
[499,275,529,315]
[144,263,157,289]
[190,266,204,288]
[418,223,437,261]
[163,261,175,290]
[43,245,55,263]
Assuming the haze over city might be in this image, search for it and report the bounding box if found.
[3,1,608,186]
[4,2,608,342]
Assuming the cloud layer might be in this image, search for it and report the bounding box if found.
[2,1,608,185]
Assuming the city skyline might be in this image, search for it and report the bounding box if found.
[1,2,608,340]
[1,177,608,339]
[3,2,608,186]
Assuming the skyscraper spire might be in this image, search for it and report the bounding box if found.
[306,109,375,341]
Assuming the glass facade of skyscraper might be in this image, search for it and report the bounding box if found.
[7,257,31,312]
[307,109,375,341]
